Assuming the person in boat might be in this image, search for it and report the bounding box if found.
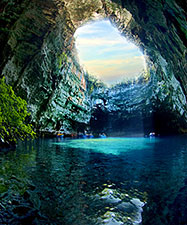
[84,131,94,138]
[99,133,107,138]
[88,133,94,138]
[149,132,156,137]
[57,130,64,137]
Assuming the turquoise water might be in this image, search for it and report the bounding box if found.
[54,137,160,155]
[0,136,186,224]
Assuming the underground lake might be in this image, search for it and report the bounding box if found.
[0,136,187,224]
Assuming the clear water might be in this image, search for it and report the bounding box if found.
[0,136,186,224]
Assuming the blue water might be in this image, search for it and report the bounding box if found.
[0,136,186,224]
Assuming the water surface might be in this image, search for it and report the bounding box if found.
[0,136,186,224]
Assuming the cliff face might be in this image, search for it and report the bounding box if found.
[101,0,187,133]
[0,0,92,132]
[90,70,186,136]
[0,0,186,133]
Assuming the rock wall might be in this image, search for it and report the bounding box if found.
[90,81,153,136]
[90,70,186,136]
[109,0,187,95]
[0,0,91,132]
[103,0,187,133]
[0,0,186,133]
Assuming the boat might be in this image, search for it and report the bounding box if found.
[99,133,107,138]
[57,132,64,138]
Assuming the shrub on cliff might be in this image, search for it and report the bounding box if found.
[0,77,35,147]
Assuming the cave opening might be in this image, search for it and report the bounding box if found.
[73,18,154,136]
[74,18,146,86]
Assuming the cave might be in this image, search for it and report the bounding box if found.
[0,0,186,134]
[0,1,187,224]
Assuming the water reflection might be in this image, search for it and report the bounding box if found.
[0,136,186,224]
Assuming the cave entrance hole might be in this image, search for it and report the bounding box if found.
[74,19,146,86]
[73,19,152,136]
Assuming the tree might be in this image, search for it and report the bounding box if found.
[0,77,35,147]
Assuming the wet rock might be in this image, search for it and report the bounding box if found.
[103,216,123,225]
[130,198,145,208]
[117,198,145,224]
[100,188,122,204]
[97,187,146,225]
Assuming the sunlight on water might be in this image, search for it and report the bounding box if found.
[53,137,159,155]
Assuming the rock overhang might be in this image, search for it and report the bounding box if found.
[0,0,186,133]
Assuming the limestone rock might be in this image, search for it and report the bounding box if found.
[0,0,186,133]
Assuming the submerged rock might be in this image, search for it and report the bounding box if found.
[103,215,124,225]
[100,188,122,204]
[96,186,146,225]
[117,198,145,225]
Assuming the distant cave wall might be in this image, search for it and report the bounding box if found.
[90,75,186,136]
[90,82,153,136]
[0,0,186,131]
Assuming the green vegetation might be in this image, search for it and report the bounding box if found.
[58,52,68,68]
[0,77,35,146]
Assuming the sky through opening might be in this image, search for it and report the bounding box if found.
[74,19,146,85]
